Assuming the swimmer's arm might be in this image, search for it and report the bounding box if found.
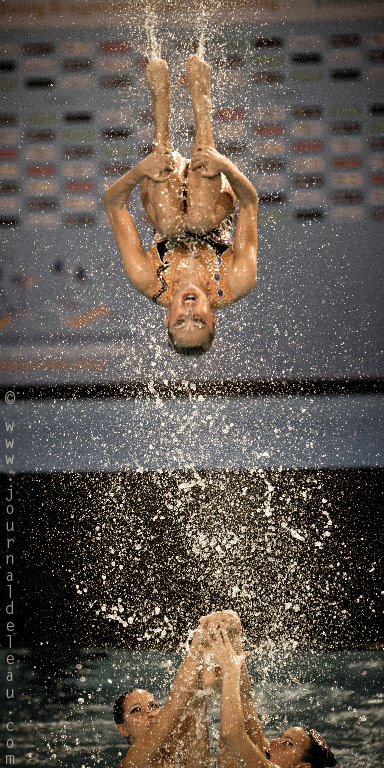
[118,632,203,768]
[191,148,257,300]
[220,663,275,768]
[220,158,258,211]
[220,614,269,753]
[104,153,174,293]
[240,663,270,754]
[105,194,154,293]
[229,170,258,300]
[177,690,210,768]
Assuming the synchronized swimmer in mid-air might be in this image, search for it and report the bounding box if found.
[104,55,258,356]
[113,610,337,768]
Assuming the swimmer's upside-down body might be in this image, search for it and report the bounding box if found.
[104,55,258,355]
[114,610,337,768]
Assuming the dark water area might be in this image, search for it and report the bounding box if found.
[2,648,383,767]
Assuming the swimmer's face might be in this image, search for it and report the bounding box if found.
[117,689,160,743]
[165,286,216,349]
[267,727,311,768]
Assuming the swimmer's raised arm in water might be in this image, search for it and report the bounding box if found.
[104,55,258,356]
[114,624,210,768]
[200,609,269,768]
[204,617,337,768]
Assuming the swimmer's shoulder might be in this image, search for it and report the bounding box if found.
[121,241,160,300]
[223,246,256,302]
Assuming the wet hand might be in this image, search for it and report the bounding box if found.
[206,626,245,672]
[200,609,239,629]
[200,610,242,649]
[191,146,227,177]
[139,150,174,182]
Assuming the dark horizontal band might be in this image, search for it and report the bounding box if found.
[1,378,383,400]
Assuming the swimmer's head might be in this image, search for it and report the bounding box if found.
[267,727,336,768]
[301,728,337,768]
[165,285,216,356]
[114,688,160,744]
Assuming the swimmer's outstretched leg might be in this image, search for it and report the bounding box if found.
[185,55,236,233]
[145,58,172,153]
[140,59,184,237]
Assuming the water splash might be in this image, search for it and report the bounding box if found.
[144,6,162,60]
[197,24,206,60]
[63,464,362,652]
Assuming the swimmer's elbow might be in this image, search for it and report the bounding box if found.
[104,184,126,211]
[245,195,258,215]
[251,189,259,206]
[103,189,113,210]
[240,190,258,211]
[103,188,118,210]
[220,729,234,746]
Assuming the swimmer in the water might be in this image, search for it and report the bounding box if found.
[104,54,258,356]
[203,612,337,768]
[113,622,211,768]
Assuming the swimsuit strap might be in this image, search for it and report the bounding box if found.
[152,245,171,304]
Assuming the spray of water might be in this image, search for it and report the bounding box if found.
[144,6,162,60]
[64,459,353,654]
[197,14,207,59]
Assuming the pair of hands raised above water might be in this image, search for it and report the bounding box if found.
[188,609,246,676]
[137,146,229,183]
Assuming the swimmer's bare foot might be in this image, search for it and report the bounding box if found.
[186,54,211,104]
[145,58,170,99]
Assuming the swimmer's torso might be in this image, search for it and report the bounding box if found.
[145,237,235,308]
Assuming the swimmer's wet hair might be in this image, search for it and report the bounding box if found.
[167,328,215,357]
[301,727,337,768]
[113,689,136,725]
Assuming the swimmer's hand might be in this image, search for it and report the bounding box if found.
[191,146,228,178]
[138,149,174,182]
[206,626,246,673]
[200,609,243,654]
